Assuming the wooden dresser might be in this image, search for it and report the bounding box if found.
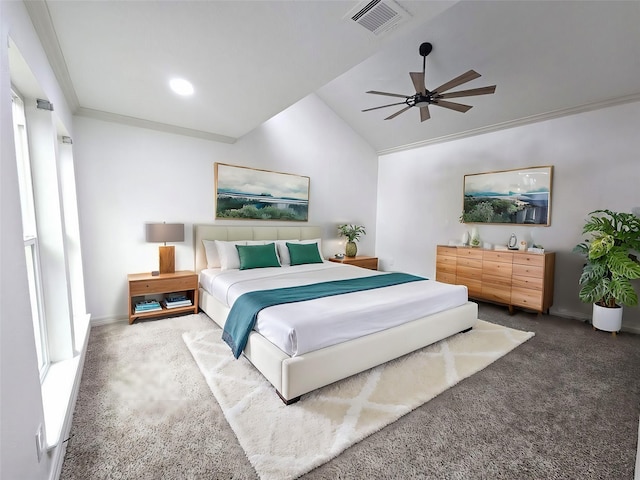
[436,245,555,314]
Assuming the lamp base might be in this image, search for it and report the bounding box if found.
[159,245,175,274]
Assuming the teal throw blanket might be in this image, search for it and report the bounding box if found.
[222,272,426,358]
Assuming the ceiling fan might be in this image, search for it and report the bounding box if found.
[362,42,496,122]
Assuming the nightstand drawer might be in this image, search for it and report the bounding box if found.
[129,276,197,296]
[328,256,378,270]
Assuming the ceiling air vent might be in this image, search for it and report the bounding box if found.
[346,0,411,36]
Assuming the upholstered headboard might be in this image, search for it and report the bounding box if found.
[193,224,323,273]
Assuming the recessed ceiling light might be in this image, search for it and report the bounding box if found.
[169,78,194,96]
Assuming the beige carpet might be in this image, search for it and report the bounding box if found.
[183,319,534,480]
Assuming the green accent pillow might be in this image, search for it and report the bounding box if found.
[287,242,323,266]
[236,243,281,270]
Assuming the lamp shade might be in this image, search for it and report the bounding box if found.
[145,223,184,243]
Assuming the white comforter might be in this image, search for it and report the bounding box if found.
[200,262,468,356]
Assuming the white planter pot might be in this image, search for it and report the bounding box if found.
[592,303,623,332]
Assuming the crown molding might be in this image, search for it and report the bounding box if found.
[377,93,640,156]
[76,107,237,144]
[24,0,80,112]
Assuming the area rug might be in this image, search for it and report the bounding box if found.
[183,319,534,480]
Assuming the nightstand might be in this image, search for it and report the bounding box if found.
[328,255,378,270]
[128,270,199,324]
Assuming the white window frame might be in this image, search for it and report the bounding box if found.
[12,90,50,380]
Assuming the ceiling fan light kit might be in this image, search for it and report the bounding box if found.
[363,42,496,122]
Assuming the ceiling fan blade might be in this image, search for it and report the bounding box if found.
[384,105,412,120]
[439,85,496,99]
[362,101,407,112]
[366,90,409,99]
[409,72,426,95]
[420,106,430,122]
[432,70,481,95]
[432,99,473,113]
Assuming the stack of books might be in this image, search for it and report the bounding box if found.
[162,293,192,309]
[134,299,162,313]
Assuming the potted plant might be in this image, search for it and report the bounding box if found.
[338,224,366,258]
[573,209,640,333]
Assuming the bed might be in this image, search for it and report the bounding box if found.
[194,224,478,404]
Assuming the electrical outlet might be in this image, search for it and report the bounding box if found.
[35,424,45,462]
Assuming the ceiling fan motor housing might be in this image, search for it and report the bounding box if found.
[419,42,432,57]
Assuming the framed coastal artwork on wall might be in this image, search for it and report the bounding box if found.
[214,163,310,221]
[461,165,553,225]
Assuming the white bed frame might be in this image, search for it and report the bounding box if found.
[194,224,478,404]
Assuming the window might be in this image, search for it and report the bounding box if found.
[12,91,49,380]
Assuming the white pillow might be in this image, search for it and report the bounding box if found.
[202,239,221,268]
[276,238,323,266]
[215,240,247,270]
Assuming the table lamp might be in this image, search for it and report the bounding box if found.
[145,222,184,275]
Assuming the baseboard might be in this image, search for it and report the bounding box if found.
[91,315,128,326]
[551,308,640,335]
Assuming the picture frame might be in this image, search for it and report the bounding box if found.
[461,165,553,225]
[214,163,310,221]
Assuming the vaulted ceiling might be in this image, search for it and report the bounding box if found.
[25,1,640,153]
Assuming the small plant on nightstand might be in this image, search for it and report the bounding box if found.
[338,224,366,258]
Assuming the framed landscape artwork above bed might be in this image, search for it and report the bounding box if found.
[214,163,310,221]
[461,165,553,226]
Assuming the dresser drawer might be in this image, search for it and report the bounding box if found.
[435,272,456,284]
[436,260,456,275]
[436,254,457,268]
[511,275,543,290]
[512,253,545,267]
[482,260,512,278]
[482,284,512,304]
[457,265,482,281]
[459,279,482,298]
[511,287,543,310]
[129,275,197,296]
[457,248,483,260]
[437,245,457,256]
[512,263,543,279]
[482,273,512,288]
[457,256,482,269]
[483,250,513,263]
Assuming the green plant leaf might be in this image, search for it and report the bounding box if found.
[610,277,639,307]
[578,279,608,304]
[588,234,614,260]
[607,249,640,279]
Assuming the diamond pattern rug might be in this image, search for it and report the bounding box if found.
[183,319,533,480]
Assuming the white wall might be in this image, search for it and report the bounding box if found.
[376,101,640,332]
[1,2,74,479]
[73,93,378,322]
